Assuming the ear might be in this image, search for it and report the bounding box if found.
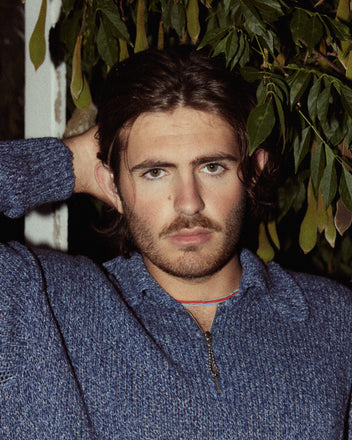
[94,162,124,214]
[255,149,269,173]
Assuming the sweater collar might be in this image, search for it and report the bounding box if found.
[239,249,309,321]
[105,249,309,320]
[104,253,172,306]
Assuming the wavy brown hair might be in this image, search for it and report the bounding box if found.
[97,47,280,256]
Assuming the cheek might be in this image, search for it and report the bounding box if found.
[133,183,172,214]
[209,184,245,213]
[131,193,168,228]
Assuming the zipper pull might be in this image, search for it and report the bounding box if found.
[204,331,222,394]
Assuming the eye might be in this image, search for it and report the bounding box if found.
[143,168,166,180]
[202,163,226,175]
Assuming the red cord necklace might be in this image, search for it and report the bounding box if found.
[175,289,239,307]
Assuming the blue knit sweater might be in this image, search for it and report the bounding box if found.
[0,138,352,439]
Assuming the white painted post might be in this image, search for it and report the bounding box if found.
[24,0,67,251]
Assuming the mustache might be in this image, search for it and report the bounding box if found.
[159,214,222,238]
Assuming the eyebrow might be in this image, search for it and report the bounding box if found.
[130,153,238,172]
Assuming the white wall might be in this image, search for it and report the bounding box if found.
[24,0,67,250]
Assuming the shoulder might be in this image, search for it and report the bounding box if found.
[268,257,352,324]
[288,269,352,314]
[240,249,352,322]
[34,246,109,286]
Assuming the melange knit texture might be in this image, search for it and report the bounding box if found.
[0,138,352,439]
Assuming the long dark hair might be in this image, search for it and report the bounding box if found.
[97,46,280,256]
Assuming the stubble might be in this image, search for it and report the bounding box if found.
[122,198,246,280]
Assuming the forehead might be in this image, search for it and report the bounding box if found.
[124,107,238,162]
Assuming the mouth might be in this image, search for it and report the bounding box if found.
[168,227,213,246]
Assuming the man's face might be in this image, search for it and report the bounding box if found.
[115,107,246,281]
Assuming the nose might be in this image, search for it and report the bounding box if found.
[173,174,205,216]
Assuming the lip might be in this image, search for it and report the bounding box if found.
[168,228,213,246]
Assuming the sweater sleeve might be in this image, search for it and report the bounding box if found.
[349,387,352,437]
[0,137,75,218]
[0,138,75,389]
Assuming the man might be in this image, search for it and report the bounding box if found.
[0,47,351,439]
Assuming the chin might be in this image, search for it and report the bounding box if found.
[151,246,236,280]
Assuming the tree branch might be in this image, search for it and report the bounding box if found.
[299,39,345,75]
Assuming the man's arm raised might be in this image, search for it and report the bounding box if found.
[63,127,113,206]
[0,137,73,218]
[63,127,100,196]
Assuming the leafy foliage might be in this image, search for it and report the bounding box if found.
[29,0,352,284]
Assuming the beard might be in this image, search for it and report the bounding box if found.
[122,200,245,280]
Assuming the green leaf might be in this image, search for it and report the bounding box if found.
[171,1,186,37]
[294,126,311,173]
[70,35,83,100]
[260,29,275,55]
[223,0,235,14]
[256,79,266,105]
[340,84,352,118]
[97,16,118,67]
[119,38,129,61]
[337,0,350,23]
[321,114,347,146]
[98,0,130,41]
[271,76,290,104]
[339,165,352,212]
[304,13,324,50]
[29,0,47,71]
[290,9,311,45]
[225,30,239,63]
[161,0,173,29]
[216,2,233,28]
[310,143,326,196]
[135,0,148,52]
[289,70,311,109]
[345,118,352,148]
[213,33,231,57]
[291,9,323,52]
[334,198,352,236]
[257,222,275,263]
[324,205,336,248]
[230,32,246,69]
[240,0,267,37]
[253,0,284,23]
[316,188,327,233]
[307,77,321,123]
[270,81,284,102]
[273,94,286,146]
[187,0,200,44]
[240,67,263,82]
[316,85,331,124]
[292,177,307,214]
[72,75,91,111]
[268,220,280,249]
[247,98,275,154]
[324,16,351,42]
[239,37,250,67]
[320,146,337,208]
[198,28,228,50]
[299,179,318,254]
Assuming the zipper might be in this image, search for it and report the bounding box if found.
[186,311,222,394]
[203,331,222,394]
